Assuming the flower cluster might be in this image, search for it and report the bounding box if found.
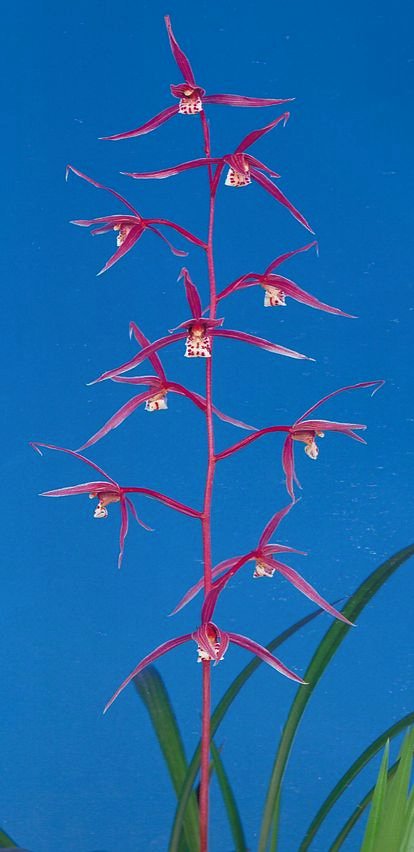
[32,16,383,848]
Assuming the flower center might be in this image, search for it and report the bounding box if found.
[113,223,133,247]
[179,89,203,115]
[263,285,286,307]
[292,430,325,460]
[89,491,120,519]
[253,560,275,578]
[145,391,168,412]
[185,324,211,358]
[225,161,251,188]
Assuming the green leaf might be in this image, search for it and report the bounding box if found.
[133,666,199,852]
[299,711,414,850]
[257,544,414,852]
[0,828,18,848]
[376,728,414,851]
[210,741,247,852]
[361,739,390,852]
[169,606,327,852]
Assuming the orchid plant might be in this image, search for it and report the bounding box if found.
[32,16,384,851]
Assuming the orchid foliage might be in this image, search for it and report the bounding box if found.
[32,16,383,851]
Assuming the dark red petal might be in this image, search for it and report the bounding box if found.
[125,496,154,532]
[296,380,385,424]
[236,112,289,153]
[118,498,129,570]
[216,274,259,304]
[268,274,355,317]
[66,165,141,217]
[30,442,117,486]
[164,15,196,85]
[250,168,314,233]
[282,436,297,500]
[123,158,219,181]
[100,105,179,141]
[149,218,207,249]
[227,633,304,683]
[104,634,193,713]
[146,224,188,257]
[40,481,117,498]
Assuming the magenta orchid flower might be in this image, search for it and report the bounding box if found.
[31,442,201,568]
[88,267,313,385]
[215,241,355,318]
[122,113,314,233]
[104,618,304,713]
[66,165,206,275]
[78,321,257,451]
[101,16,293,142]
[216,380,384,498]
[172,501,352,625]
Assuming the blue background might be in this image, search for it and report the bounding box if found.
[2,0,413,849]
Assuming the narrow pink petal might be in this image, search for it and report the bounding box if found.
[77,391,155,452]
[100,105,179,141]
[211,404,258,432]
[122,487,201,519]
[149,218,207,249]
[111,375,160,387]
[216,274,259,303]
[298,419,367,432]
[104,634,192,713]
[250,168,314,233]
[296,380,385,424]
[71,215,140,227]
[269,274,355,317]
[282,436,297,499]
[66,165,141,217]
[97,226,145,276]
[258,501,296,548]
[264,558,353,625]
[203,94,294,107]
[227,633,304,683]
[213,328,312,361]
[164,15,196,84]
[264,544,307,556]
[215,426,290,462]
[124,496,154,532]
[236,112,290,153]
[244,154,281,177]
[201,553,255,622]
[89,333,187,384]
[41,481,115,498]
[123,158,219,180]
[30,442,117,485]
[129,322,167,382]
[178,267,202,318]
[171,556,243,616]
[90,223,121,236]
[118,498,129,570]
[264,241,318,275]
[167,381,206,412]
[146,224,188,257]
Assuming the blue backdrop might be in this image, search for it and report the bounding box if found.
[2,0,413,849]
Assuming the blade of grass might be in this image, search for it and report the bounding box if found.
[169,606,328,852]
[375,728,414,851]
[133,666,200,852]
[330,751,413,850]
[0,828,18,848]
[361,739,390,852]
[210,741,248,852]
[257,544,414,852]
[299,711,414,849]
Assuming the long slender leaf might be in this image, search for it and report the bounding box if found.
[210,741,248,852]
[133,667,200,852]
[0,829,18,848]
[375,729,414,851]
[299,711,414,849]
[330,751,413,850]
[257,544,414,852]
[169,606,327,851]
[361,739,390,852]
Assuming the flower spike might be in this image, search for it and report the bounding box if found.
[101,17,293,141]
[104,620,304,713]
[66,165,205,275]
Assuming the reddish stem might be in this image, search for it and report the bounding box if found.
[199,111,218,852]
